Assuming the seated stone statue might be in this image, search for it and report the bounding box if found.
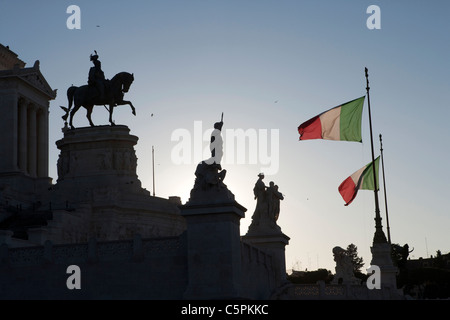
[193,162,226,191]
[331,246,359,285]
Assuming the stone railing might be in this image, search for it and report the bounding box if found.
[240,241,276,298]
[273,282,399,300]
[0,235,184,267]
[241,241,274,271]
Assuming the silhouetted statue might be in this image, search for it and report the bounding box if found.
[88,51,106,101]
[268,182,284,221]
[61,51,136,129]
[248,174,284,233]
[252,173,267,225]
[392,243,414,268]
[391,243,414,290]
[193,162,226,191]
[331,246,359,285]
[205,112,224,166]
[189,114,232,204]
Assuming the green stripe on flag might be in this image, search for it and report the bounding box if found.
[361,156,380,190]
[339,96,365,142]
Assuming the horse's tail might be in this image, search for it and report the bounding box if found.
[63,86,77,121]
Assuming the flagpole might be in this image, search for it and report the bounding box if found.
[152,145,156,196]
[365,67,387,244]
[379,134,392,244]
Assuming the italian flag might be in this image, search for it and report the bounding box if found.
[338,156,380,206]
[298,96,365,142]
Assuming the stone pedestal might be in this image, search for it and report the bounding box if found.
[242,230,290,286]
[27,227,48,245]
[370,242,399,290]
[181,200,247,300]
[243,200,290,287]
[47,125,186,243]
[55,125,142,195]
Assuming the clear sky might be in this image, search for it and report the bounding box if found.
[1,0,449,273]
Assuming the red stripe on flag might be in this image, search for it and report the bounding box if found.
[338,176,357,206]
[298,115,322,140]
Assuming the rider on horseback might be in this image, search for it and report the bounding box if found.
[64,51,135,129]
[88,51,106,101]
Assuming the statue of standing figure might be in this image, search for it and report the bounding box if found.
[189,114,231,203]
[249,173,284,231]
[252,173,267,225]
[268,181,284,221]
[204,112,224,166]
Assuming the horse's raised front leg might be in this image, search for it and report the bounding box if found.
[116,100,136,116]
[109,104,115,126]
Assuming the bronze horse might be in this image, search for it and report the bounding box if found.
[62,72,135,129]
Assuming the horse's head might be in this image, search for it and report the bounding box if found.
[121,72,134,93]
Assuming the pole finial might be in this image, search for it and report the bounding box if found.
[365,67,370,90]
[379,134,383,152]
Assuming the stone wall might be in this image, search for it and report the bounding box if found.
[0,235,188,299]
[0,233,281,300]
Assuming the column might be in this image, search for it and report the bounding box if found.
[0,93,18,172]
[11,94,18,171]
[37,106,48,177]
[18,98,27,173]
[27,103,37,177]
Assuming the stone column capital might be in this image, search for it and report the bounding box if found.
[18,96,29,106]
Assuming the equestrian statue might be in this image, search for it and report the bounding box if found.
[61,51,136,129]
